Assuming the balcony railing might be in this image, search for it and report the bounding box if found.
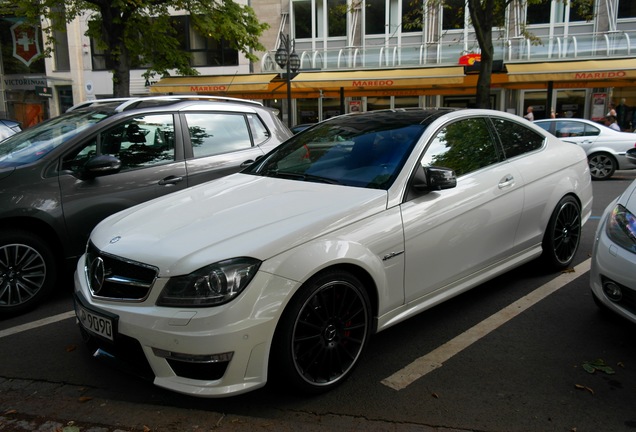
[261,30,634,72]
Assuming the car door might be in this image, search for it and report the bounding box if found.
[401,116,525,303]
[58,113,188,257]
[182,111,268,187]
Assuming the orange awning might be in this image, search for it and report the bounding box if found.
[150,74,278,94]
[506,58,636,83]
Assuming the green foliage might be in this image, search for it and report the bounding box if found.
[0,0,269,96]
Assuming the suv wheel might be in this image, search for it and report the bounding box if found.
[0,230,57,316]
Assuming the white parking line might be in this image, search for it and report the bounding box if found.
[0,311,75,339]
[381,259,591,391]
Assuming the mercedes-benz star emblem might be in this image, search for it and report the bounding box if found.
[89,257,106,295]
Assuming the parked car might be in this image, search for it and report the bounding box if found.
[74,108,593,398]
[0,95,292,316]
[590,178,636,323]
[534,118,636,180]
[290,123,314,134]
[0,119,21,142]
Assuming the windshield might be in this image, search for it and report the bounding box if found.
[245,114,426,190]
[0,110,111,168]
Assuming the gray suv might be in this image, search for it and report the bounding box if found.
[0,96,292,316]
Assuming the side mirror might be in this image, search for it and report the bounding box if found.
[83,154,122,177]
[412,165,457,193]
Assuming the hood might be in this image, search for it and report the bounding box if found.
[91,173,388,277]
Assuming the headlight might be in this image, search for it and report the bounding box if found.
[157,257,261,307]
[606,204,636,254]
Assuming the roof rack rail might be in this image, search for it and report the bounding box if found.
[114,95,263,112]
[66,98,131,112]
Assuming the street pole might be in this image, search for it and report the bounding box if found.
[275,34,300,128]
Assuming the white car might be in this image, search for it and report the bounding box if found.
[74,108,593,397]
[590,178,636,323]
[534,118,636,180]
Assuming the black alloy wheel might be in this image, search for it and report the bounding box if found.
[271,270,371,394]
[542,195,581,270]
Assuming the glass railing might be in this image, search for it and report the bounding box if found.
[261,30,634,72]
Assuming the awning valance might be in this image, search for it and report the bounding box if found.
[149,74,279,94]
[291,67,465,90]
[506,58,636,82]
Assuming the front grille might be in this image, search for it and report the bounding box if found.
[85,241,158,301]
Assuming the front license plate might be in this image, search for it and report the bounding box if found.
[76,301,116,342]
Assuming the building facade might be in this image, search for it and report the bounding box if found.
[1,0,635,129]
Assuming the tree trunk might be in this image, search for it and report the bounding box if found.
[467,0,495,109]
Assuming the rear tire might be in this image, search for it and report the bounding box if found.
[588,153,616,180]
[541,196,581,270]
[0,229,57,317]
[270,270,371,395]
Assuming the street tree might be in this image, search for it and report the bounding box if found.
[0,0,269,97]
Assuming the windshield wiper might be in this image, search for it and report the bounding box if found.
[264,169,340,184]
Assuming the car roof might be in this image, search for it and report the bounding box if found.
[67,95,264,113]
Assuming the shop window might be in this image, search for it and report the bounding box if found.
[294,0,313,38]
[618,0,636,18]
[442,0,465,30]
[365,0,387,35]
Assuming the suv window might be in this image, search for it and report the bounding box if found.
[422,118,501,176]
[185,113,253,158]
[62,114,176,173]
[491,118,544,158]
[246,113,270,145]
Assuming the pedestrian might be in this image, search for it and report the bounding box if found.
[550,109,556,118]
[605,115,620,131]
[607,103,617,117]
[616,98,629,130]
[523,106,534,121]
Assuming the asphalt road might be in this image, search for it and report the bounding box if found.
[1,171,635,432]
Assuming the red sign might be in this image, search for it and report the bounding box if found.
[459,53,481,66]
[10,22,41,67]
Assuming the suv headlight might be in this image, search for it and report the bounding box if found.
[606,204,636,254]
[157,257,261,307]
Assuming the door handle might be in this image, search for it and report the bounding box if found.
[240,160,255,168]
[158,176,183,186]
[498,175,514,189]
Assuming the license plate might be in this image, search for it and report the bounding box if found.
[76,302,115,342]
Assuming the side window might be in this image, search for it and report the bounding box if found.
[185,113,252,158]
[422,118,500,176]
[246,113,270,145]
[554,121,585,138]
[62,114,175,173]
[583,124,601,137]
[491,118,544,159]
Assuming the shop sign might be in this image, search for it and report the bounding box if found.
[10,21,41,67]
[352,80,394,87]
[3,75,47,90]
[36,86,53,98]
[459,53,481,66]
[190,85,228,92]
[574,71,626,80]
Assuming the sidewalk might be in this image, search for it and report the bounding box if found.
[0,378,470,432]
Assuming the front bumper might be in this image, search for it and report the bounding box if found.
[590,208,636,324]
[73,255,297,397]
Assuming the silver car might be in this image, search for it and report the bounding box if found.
[535,118,636,180]
[590,178,636,323]
[0,96,292,316]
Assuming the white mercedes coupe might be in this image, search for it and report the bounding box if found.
[74,108,593,397]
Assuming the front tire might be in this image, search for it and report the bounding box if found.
[0,230,57,317]
[588,153,616,180]
[541,196,581,270]
[270,270,371,394]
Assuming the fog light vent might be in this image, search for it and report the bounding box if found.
[603,281,623,302]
